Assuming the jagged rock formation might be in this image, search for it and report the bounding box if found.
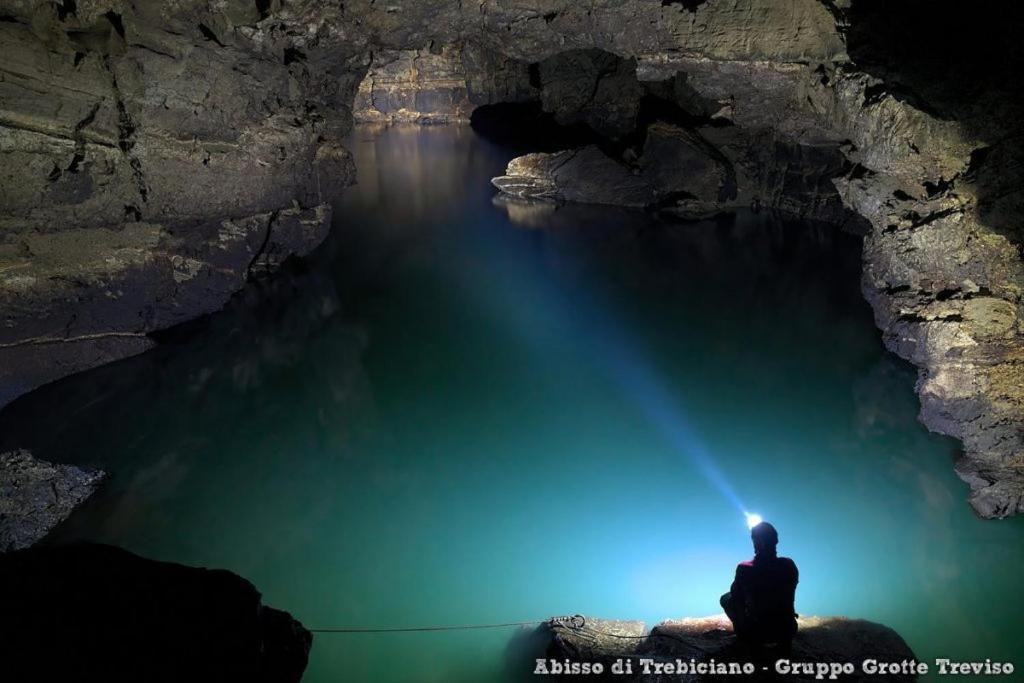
[0,450,104,551]
[1,0,1022,516]
[0,542,312,682]
[514,614,920,682]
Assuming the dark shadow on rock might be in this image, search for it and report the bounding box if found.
[0,542,312,683]
[470,101,603,154]
[845,0,1024,248]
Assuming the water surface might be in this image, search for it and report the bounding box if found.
[2,125,1021,681]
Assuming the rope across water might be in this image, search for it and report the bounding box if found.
[308,616,714,652]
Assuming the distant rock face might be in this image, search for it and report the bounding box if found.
[354,43,535,123]
[0,542,312,683]
[516,614,920,682]
[492,121,853,224]
[0,450,104,551]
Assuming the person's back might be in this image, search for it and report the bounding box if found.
[720,521,798,647]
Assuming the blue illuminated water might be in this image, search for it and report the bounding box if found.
[2,125,1021,681]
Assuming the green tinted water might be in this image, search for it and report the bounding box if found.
[1,125,1021,681]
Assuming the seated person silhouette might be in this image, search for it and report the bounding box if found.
[720,521,798,650]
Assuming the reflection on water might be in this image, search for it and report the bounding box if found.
[1,125,1022,681]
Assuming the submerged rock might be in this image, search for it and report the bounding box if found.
[0,543,312,683]
[514,614,919,681]
[0,450,104,551]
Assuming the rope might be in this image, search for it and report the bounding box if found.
[309,620,543,633]
[310,617,715,653]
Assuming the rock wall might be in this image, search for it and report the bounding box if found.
[354,43,535,123]
[0,0,360,404]
[1,0,1021,516]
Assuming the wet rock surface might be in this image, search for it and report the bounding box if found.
[0,450,104,551]
[515,614,919,681]
[0,542,312,683]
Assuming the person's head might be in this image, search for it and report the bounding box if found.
[751,521,778,557]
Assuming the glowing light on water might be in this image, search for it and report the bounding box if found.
[745,512,763,529]
[589,317,748,514]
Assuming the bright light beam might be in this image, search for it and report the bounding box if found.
[588,311,748,514]
[745,512,763,529]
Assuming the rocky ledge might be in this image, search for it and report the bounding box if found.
[0,449,104,551]
[0,542,312,683]
[515,614,919,682]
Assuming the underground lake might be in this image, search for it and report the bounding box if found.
[1,125,1022,681]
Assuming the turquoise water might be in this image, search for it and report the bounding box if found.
[1,125,1022,681]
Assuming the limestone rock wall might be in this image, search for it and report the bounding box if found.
[354,43,535,123]
[0,0,360,403]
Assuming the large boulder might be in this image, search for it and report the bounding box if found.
[0,543,312,683]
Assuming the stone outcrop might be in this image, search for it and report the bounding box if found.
[492,120,852,223]
[493,146,655,207]
[513,614,919,681]
[1,0,1021,516]
[0,542,312,683]
[0,450,104,551]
